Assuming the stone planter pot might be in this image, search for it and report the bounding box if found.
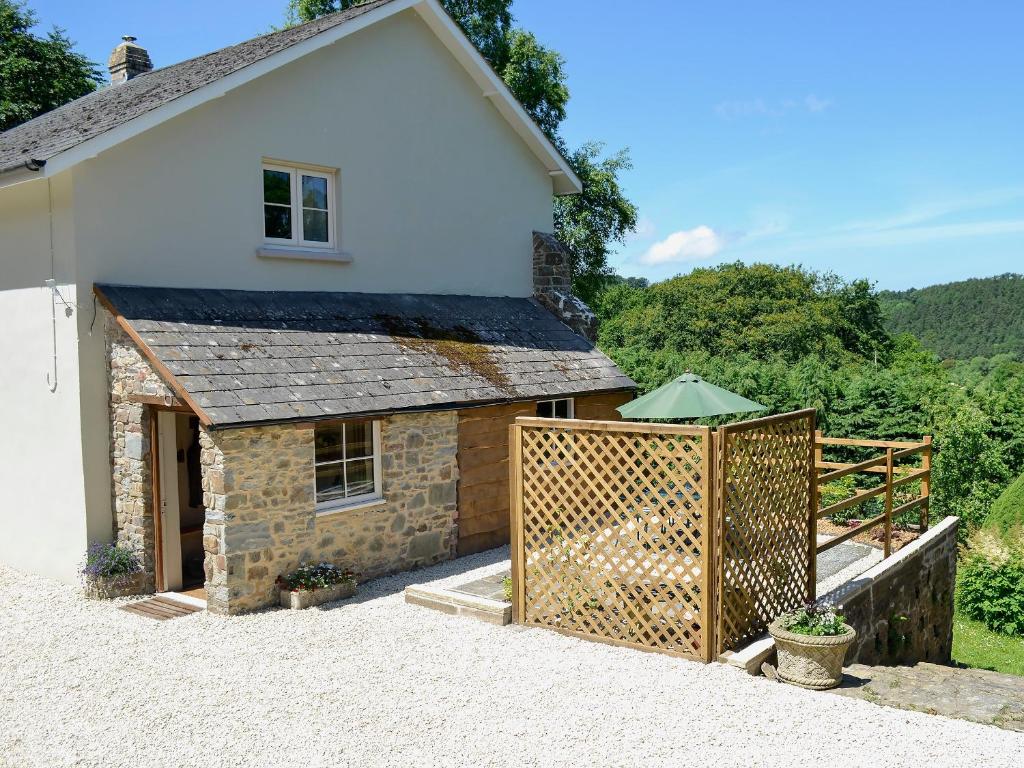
[83,571,147,600]
[279,581,357,610]
[769,619,857,690]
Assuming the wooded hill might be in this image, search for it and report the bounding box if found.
[880,273,1024,360]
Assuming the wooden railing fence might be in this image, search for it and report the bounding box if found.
[508,412,932,662]
[814,433,932,557]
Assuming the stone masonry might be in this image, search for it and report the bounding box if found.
[532,231,598,341]
[106,320,460,612]
[824,516,959,666]
[106,313,175,592]
[201,412,459,614]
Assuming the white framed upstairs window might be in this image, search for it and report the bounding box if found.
[262,161,336,249]
[314,419,383,514]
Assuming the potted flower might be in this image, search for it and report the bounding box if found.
[769,601,856,690]
[81,542,145,599]
[277,562,357,609]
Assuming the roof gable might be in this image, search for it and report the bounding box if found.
[0,0,580,194]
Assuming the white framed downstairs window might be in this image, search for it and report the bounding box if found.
[314,420,382,513]
[536,398,574,419]
[262,161,336,249]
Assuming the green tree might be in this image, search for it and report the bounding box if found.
[286,0,636,299]
[925,406,1010,533]
[0,0,102,131]
[557,143,637,304]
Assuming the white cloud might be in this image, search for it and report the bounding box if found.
[639,226,726,265]
[804,94,833,113]
[714,94,833,119]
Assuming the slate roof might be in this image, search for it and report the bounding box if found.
[0,0,396,171]
[97,285,636,428]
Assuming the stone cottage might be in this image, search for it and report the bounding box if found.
[0,0,634,612]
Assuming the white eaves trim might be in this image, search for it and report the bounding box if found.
[9,0,581,195]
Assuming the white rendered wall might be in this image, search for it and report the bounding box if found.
[71,9,554,296]
[0,174,93,582]
[1,8,558,582]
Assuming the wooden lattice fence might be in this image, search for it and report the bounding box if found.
[509,410,817,663]
[509,419,715,662]
[714,409,817,655]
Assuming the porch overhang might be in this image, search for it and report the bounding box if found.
[94,284,635,429]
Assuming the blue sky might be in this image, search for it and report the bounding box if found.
[31,0,1024,289]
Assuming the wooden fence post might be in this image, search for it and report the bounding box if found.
[714,426,726,658]
[883,447,894,558]
[920,435,932,532]
[702,426,716,662]
[508,423,525,624]
[808,419,819,600]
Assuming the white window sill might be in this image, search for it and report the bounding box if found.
[315,497,387,518]
[257,245,353,264]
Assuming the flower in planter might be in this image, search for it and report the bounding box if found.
[276,562,355,593]
[777,600,848,637]
[81,542,141,581]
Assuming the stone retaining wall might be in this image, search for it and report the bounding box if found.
[824,516,959,666]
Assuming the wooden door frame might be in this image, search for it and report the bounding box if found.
[148,403,195,593]
[149,406,165,592]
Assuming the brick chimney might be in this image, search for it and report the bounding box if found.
[108,36,152,84]
[532,231,598,341]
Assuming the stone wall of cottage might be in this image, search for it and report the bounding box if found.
[106,313,175,592]
[201,411,459,614]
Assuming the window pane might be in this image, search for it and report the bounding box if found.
[302,175,328,209]
[346,421,372,459]
[314,425,344,464]
[263,169,291,205]
[554,399,570,418]
[264,205,292,240]
[345,458,375,497]
[536,401,553,418]
[302,209,329,242]
[316,464,345,502]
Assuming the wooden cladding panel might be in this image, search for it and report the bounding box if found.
[573,390,632,421]
[455,392,631,556]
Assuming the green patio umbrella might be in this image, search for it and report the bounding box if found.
[617,372,767,420]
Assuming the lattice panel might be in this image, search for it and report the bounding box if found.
[716,411,815,654]
[516,424,713,661]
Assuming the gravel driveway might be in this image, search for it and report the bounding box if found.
[1,553,1020,768]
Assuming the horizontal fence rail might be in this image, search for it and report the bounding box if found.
[814,433,932,557]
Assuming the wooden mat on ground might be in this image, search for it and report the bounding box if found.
[120,595,203,621]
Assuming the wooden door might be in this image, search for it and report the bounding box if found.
[156,411,183,591]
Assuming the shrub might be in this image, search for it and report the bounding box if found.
[276,562,354,592]
[956,529,1024,637]
[776,601,848,636]
[984,472,1024,537]
[81,542,141,580]
[501,575,513,603]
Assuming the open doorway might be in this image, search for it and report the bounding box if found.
[155,410,206,600]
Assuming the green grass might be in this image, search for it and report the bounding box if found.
[952,612,1024,677]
